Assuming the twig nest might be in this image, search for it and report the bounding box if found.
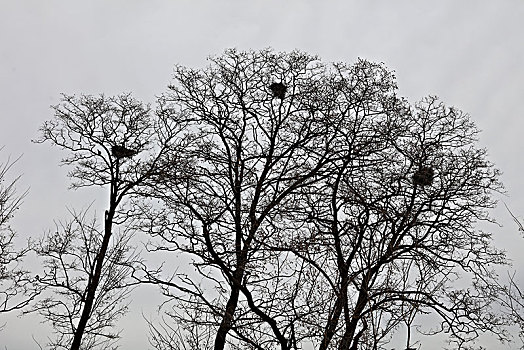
[111,145,137,159]
[412,166,434,186]
[269,82,287,99]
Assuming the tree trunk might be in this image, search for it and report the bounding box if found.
[70,208,114,350]
[214,282,241,350]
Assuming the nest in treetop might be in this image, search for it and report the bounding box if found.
[269,82,287,99]
[111,145,137,159]
[412,166,434,186]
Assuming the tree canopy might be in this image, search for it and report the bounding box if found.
[139,49,506,350]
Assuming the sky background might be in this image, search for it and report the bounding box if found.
[1,1,524,349]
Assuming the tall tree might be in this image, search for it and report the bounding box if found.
[500,207,524,349]
[0,149,32,316]
[33,93,182,350]
[142,49,508,350]
[286,96,507,350]
[142,49,340,350]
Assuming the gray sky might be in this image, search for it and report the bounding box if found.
[1,1,524,349]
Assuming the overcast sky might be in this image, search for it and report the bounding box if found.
[1,1,524,349]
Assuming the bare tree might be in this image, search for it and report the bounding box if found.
[502,272,524,349]
[31,206,138,350]
[500,206,524,349]
[139,49,342,350]
[0,148,33,316]
[33,93,182,350]
[146,303,215,350]
[287,96,508,350]
[141,49,508,350]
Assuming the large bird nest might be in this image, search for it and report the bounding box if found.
[269,82,287,99]
[412,166,434,186]
[111,145,137,159]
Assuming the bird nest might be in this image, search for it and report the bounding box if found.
[412,166,434,186]
[269,82,287,99]
[111,145,137,159]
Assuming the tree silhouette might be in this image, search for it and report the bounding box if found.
[499,206,524,349]
[33,94,183,350]
[0,149,33,316]
[141,49,508,350]
[30,49,514,350]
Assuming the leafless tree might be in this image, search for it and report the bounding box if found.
[146,303,215,350]
[285,95,508,350]
[0,148,33,317]
[140,49,508,350]
[139,49,343,350]
[499,206,524,349]
[33,93,182,350]
[31,206,137,350]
